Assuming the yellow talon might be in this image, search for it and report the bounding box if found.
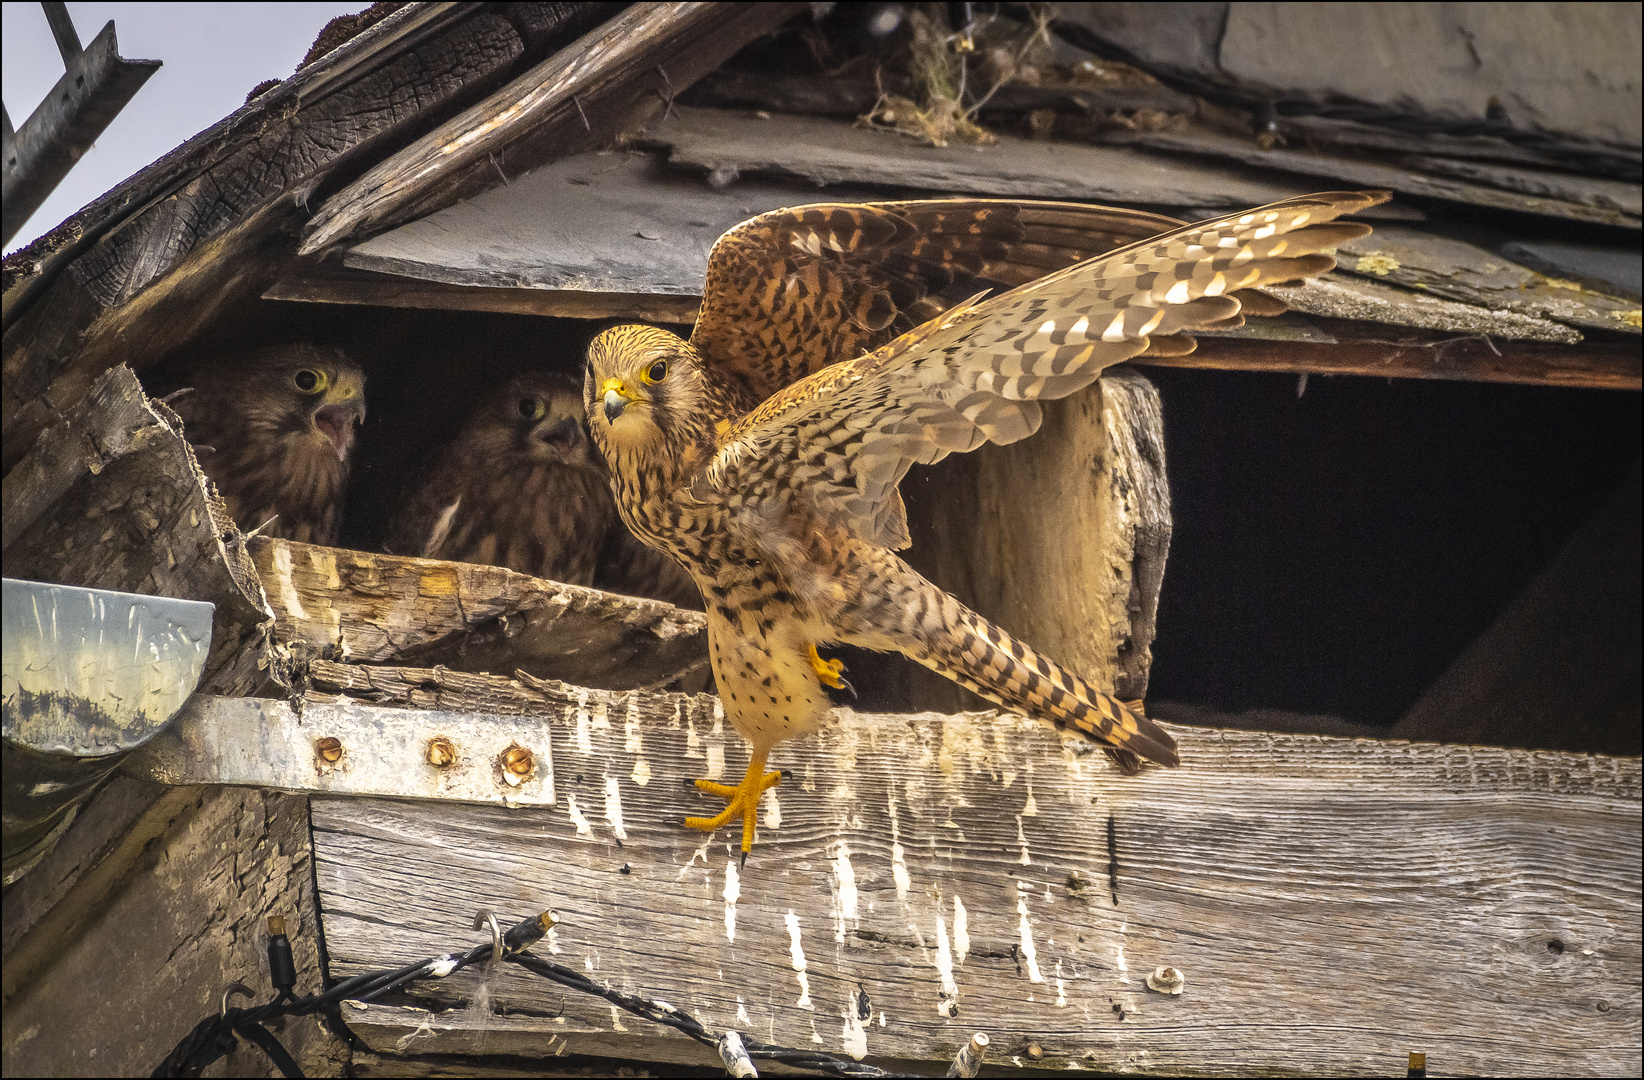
[807,643,849,691]
[685,751,783,853]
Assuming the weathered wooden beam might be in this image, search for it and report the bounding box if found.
[305,669,1643,1076]
[1,365,271,698]
[262,265,701,325]
[1337,224,1640,337]
[1107,129,1642,228]
[251,537,707,690]
[1139,331,1644,390]
[301,2,806,254]
[1,786,344,1077]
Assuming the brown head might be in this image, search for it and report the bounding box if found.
[169,343,366,544]
[585,325,731,488]
[460,371,597,472]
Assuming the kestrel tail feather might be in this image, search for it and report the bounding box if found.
[874,573,1178,769]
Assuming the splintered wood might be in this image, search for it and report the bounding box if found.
[252,537,706,690]
[310,673,1642,1076]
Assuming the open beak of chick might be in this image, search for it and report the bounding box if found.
[602,377,635,423]
[313,382,366,461]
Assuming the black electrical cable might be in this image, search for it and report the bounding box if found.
[154,913,908,1079]
[994,3,1642,182]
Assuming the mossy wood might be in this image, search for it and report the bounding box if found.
[308,665,1643,1077]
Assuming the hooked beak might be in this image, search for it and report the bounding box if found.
[313,381,366,461]
[602,377,634,424]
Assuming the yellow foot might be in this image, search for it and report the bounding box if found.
[807,643,854,696]
[685,752,783,854]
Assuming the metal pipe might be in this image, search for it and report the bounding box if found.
[1,18,160,246]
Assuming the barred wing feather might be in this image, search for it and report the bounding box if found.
[699,191,1389,550]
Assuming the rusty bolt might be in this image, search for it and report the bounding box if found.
[1025,1042,1044,1060]
[500,743,534,786]
[426,736,456,768]
[316,737,343,764]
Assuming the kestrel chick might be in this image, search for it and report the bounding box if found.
[168,343,365,545]
[585,193,1389,854]
[387,372,615,586]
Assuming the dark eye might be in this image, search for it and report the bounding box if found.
[294,369,323,393]
[517,397,545,420]
[644,360,668,384]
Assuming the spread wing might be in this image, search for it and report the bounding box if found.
[689,200,1198,404]
[696,191,1389,550]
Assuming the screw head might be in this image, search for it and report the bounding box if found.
[426,736,456,768]
[315,737,343,764]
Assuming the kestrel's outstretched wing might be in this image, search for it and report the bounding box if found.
[689,200,1199,404]
[699,191,1389,551]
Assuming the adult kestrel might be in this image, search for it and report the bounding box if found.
[167,343,366,546]
[585,193,1387,853]
[387,372,616,586]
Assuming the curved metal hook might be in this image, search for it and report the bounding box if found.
[472,909,503,962]
[220,981,255,1021]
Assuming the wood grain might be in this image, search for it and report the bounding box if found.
[1,365,271,698]
[301,3,805,253]
[252,537,707,691]
[1145,332,1644,391]
[1337,225,1640,337]
[309,676,1642,1076]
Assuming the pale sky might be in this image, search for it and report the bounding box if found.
[2,1,362,253]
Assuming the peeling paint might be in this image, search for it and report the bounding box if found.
[631,758,652,786]
[723,860,740,942]
[762,788,782,829]
[603,775,626,841]
[565,793,591,836]
[685,715,704,758]
[1017,886,1044,983]
[785,911,814,1008]
[705,744,726,781]
[1055,960,1068,1007]
[609,1005,628,1032]
[712,696,725,733]
[953,895,970,963]
[1016,814,1032,865]
[736,998,751,1026]
[591,699,610,731]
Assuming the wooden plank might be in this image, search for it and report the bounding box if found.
[263,265,702,325]
[330,149,882,298]
[1,364,271,698]
[1336,225,1642,336]
[251,537,707,691]
[307,674,1643,1076]
[645,104,1309,208]
[1106,130,1641,228]
[301,3,807,254]
[1140,333,1643,391]
[0,787,347,1077]
[1266,274,1581,343]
